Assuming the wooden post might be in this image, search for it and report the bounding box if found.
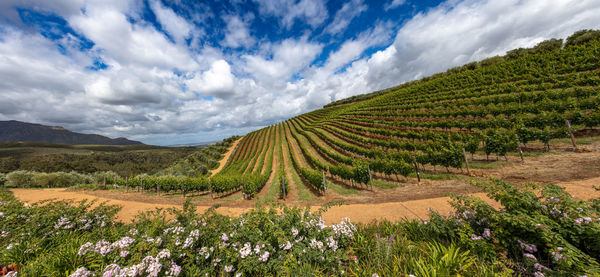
[565,119,578,151]
[209,178,213,199]
[113,176,116,186]
[103,176,106,188]
[126,177,129,192]
[411,153,421,184]
[140,176,143,192]
[367,165,373,191]
[462,147,471,176]
[514,134,524,162]
[242,178,245,200]
[156,181,159,195]
[322,171,327,194]
[181,178,185,198]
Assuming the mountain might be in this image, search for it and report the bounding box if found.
[0,120,143,145]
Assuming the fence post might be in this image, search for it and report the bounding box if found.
[181,178,185,198]
[565,119,578,151]
[103,176,106,188]
[514,134,524,162]
[367,165,373,191]
[411,153,421,184]
[140,176,143,192]
[209,178,213,199]
[462,147,471,176]
[322,170,327,194]
[156,180,159,195]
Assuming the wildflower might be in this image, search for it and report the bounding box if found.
[94,240,112,256]
[258,251,270,262]
[470,234,483,241]
[1,231,9,238]
[183,237,194,249]
[54,217,71,229]
[548,197,560,202]
[280,241,292,251]
[239,243,252,258]
[129,229,139,236]
[551,251,565,261]
[372,274,379,277]
[534,263,550,271]
[224,265,234,272]
[327,236,338,251]
[157,249,171,260]
[166,262,181,277]
[70,267,95,277]
[462,210,474,219]
[0,212,4,217]
[523,253,537,261]
[533,272,545,277]
[221,233,229,242]
[145,258,162,277]
[310,238,324,252]
[112,236,135,249]
[120,250,129,258]
[103,264,122,277]
[482,228,491,239]
[291,227,299,237]
[518,240,537,253]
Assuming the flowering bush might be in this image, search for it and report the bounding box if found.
[0,178,598,276]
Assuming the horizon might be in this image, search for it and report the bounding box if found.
[0,0,599,146]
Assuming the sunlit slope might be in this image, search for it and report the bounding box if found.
[215,31,600,199]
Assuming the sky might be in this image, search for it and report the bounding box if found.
[0,0,599,145]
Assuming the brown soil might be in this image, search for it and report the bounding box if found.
[9,138,600,225]
[210,137,241,176]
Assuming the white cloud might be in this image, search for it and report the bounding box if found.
[149,0,195,43]
[254,0,328,29]
[384,0,407,11]
[324,0,368,35]
[1,0,600,145]
[220,14,255,49]
[186,60,236,97]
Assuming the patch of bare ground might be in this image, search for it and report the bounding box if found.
[210,137,241,176]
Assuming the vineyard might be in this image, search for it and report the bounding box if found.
[4,31,599,204]
[200,30,600,200]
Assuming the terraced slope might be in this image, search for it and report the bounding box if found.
[139,31,599,201]
[212,31,600,200]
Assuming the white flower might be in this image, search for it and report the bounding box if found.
[240,243,252,258]
[280,241,293,251]
[224,265,234,272]
[327,236,338,251]
[291,227,299,237]
[157,249,171,260]
[166,262,181,277]
[258,251,270,262]
[94,240,112,256]
[221,233,229,242]
[309,238,324,252]
[102,264,121,277]
[70,267,95,277]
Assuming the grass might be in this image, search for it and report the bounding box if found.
[290,169,316,201]
[469,160,511,169]
[326,181,358,195]
[408,172,465,180]
[371,180,403,189]
[256,173,281,205]
[551,136,600,145]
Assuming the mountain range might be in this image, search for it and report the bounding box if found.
[0,120,142,145]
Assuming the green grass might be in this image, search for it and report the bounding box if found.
[256,174,280,205]
[469,160,511,169]
[550,136,600,145]
[326,181,358,195]
[371,180,403,189]
[408,172,465,180]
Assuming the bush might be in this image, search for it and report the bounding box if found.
[5,170,35,188]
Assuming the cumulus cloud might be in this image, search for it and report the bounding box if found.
[254,0,328,29]
[324,0,368,35]
[186,60,236,98]
[220,14,255,49]
[1,0,600,145]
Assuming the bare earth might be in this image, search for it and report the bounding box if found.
[9,138,600,225]
[210,138,241,176]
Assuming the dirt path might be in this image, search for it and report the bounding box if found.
[256,127,279,199]
[210,137,241,176]
[11,177,599,225]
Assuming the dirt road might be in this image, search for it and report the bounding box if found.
[11,177,598,224]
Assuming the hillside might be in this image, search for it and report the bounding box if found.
[0,120,143,145]
[193,30,600,199]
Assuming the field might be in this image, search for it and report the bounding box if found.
[2,31,600,276]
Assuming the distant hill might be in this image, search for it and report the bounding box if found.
[0,120,143,145]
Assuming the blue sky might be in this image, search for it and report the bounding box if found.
[0,0,599,145]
